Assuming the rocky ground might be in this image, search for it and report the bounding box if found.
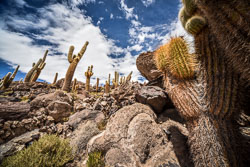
[0,52,249,167]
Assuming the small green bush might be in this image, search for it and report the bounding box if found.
[0,134,73,167]
[87,151,105,167]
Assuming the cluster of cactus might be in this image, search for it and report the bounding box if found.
[62,41,89,92]
[119,76,126,85]
[0,65,19,90]
[152,0,250,166]
[112,71,119,88]
[24,50,48,83]
[85,65,93,92]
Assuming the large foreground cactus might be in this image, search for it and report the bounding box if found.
[153,2,250,165]
[62,41,89,92]
[194,0,250,84]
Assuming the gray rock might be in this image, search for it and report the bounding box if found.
[67,109,105,130]
[136,86,172,113]
[87,103,182,167]
[0,129,40,161]
[0,102,30,120]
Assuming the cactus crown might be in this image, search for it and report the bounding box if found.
[155,37,197,80]
[85,65,94,78]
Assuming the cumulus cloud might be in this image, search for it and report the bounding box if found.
[0,2,138,84]
[120,0,138,20]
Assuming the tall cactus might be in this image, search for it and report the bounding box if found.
[52,72,58,85]
[126,71,133,82]
[153,4,245,166]
[96,78,99,92]
[62,41,89,92]
[30,50,48,82]
[85,65,93,92]
[105,74,111,93]
[112,71,119,88]
[0,65,19,90]
[72,78,77,93]
[194,0,250,84]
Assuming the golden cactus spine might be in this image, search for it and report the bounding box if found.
[53,73,58,85]
[96,78,99,92]
[85,65,93,92]
[30,50,48,82]
[62,41,89,92]
[155,37,197,80]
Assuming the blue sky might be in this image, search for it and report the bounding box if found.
[0,0,189,84]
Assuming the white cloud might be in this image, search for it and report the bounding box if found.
[120,0,138,20]
[110,13,114,19]
[0,3,140,84]
[70,0,96,6]
[141,0,155,7]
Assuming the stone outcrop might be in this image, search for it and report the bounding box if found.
[136,51,162,81]
[135,86,173,113]
[86,103,190,167]
[0,102,30,120]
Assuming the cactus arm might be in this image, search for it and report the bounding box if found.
[42,50,48,63]
[9,65,20,83]
[68,46,74,63]
[24,59,42,83]
[53,73,58,84]
[30,62,46,82]
[126,71,133,82]
[78,41,89,58]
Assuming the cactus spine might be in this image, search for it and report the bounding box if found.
[112,71,119,88]
[62,41,89,92]
[194,0,250,84]
[155,37,197,80]
[53,73,58,85]
[85,65,93,92]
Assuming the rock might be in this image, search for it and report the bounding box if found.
[158,109,185,124]
[136,51,162,81]
[136,86,173,113]
[100,101,107,106]
[47,100,72,122]
[67,109,105,130]
[87,103,182,167]
[0,102,30,120]
[0,129,40,161]
[30,90,72,110]
[70,120,100,155]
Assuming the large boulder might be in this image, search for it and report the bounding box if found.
[87,103,186,167]
[135,86,173,113]
[136,51,162,82]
